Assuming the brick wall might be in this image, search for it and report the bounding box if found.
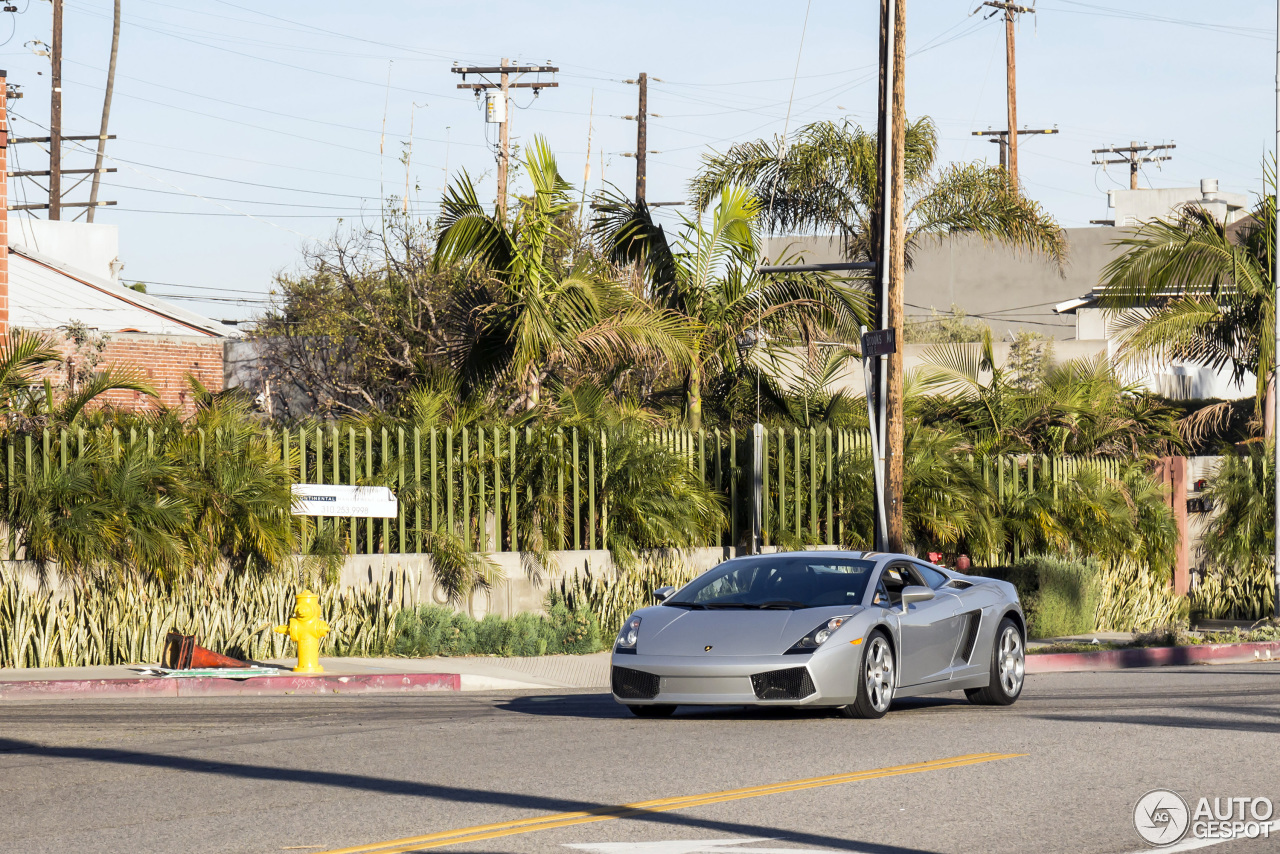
[55,332,226,415]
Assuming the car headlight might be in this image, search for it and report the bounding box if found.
[787,616,852,653]
[616,615,642,649]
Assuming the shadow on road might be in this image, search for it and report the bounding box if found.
[0,736,942,854]
[1033,708,1280,734]
[497,693,970,719]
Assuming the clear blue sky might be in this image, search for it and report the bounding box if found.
[0,0,1273,323]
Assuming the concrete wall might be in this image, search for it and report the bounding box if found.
[768,227,1130,341]
[339,548,737,619]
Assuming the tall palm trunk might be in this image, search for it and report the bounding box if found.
[687,368,702,433]
[523,363,541,411]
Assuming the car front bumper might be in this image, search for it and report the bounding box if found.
[610,651,859,707]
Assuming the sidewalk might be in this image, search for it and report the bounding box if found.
[0,652,612,700]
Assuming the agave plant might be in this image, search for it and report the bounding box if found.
[0,570,406,667]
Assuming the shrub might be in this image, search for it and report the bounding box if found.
[971,555,1101,639]
[390,595,603,657]
[1023,555,1101,639]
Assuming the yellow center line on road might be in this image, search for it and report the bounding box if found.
[315,751,1026,854]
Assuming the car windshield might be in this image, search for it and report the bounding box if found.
[667,556,876,610]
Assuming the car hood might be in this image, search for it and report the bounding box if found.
[635,605,865,656]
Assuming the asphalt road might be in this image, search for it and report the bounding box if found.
[2,664,1279,854]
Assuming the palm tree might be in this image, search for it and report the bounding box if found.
[913,330,1183,457]
[594,185,868,431]
[433,137,696,411]
[1099,194,1274,417]
[688,117,1066,267]
[165,388,296,578]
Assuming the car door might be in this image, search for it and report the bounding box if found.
[886,562,964,686]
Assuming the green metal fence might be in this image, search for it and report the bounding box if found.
[0,424,1130,560]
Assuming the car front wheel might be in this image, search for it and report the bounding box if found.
[841,630,895,719]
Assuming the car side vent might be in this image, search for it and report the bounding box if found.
[750,667,816,700]
[957,611,982,664]
[945,579,972,590]
[612,666,660,699]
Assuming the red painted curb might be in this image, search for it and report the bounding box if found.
[0,672,461,700]
[1027,641,1280,673]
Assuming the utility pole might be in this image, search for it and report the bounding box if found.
[621,74,660,204]
[498,61,510,217]
[871,0,907,551]
[452,61,558,221]
[973,127,1057,170]
[635,72,647,203]
[1273,0,1279,620]
[980,2,1034,187]
[1091,141,1176,190]
[884,0,907,552]
[88,0,120,223]
[49,0,62,220]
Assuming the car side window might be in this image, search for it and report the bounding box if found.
[912,562,949,590]
[877,565,912,606]
[872,580,893,608]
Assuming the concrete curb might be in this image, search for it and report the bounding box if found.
[0,672,460,700]
[1026,640,1280,673]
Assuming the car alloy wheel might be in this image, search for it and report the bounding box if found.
[998,625,1024,697]
[864,635,895,713]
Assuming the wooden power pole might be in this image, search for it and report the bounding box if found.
[88,0,120,223]
[635,72,647,203]
[621,74,658,203]
[884,0,907,552]
[1091,141,1175,190]
[49,0,63,220]
[872,0,907,551]
[981,1,1034,187]
[451,60,558,220]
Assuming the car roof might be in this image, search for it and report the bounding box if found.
[721,550,969,577]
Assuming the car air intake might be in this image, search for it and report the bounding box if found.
[612,666,661,699]
[750,667,816,700]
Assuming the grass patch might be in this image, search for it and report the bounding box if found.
[391,594,604,657]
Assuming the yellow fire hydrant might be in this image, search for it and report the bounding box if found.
[274,590,330,673]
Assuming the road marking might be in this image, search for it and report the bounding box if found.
[314,752,1024,854]
[1124,820,1280,853]
[565,837,834,852]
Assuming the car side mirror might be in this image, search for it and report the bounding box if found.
[653,585,676,602]
[900,585,934,611]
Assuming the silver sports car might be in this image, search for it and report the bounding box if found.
[610,551,1025,718]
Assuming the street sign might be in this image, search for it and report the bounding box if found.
[861,328,896,357]
[291,485,398,518]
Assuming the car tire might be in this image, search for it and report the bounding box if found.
[840,629,895,719]
[965,616,1025,706]
[627,704,676,718]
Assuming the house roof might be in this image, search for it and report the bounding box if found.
[8,243,241,338]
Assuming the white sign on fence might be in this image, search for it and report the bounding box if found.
[291,485,399,518]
